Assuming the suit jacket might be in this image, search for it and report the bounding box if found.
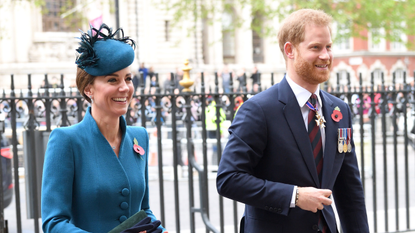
[216,78,369,233]
[41,107,161,233]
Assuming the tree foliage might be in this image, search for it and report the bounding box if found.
[278,0,415,49]
[157,0,278,37]
[158,0,415,49]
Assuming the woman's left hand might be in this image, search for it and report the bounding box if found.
[120,217,161,233]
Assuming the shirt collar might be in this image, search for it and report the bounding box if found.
[285,74,323,109]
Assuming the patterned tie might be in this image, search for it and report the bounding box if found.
[308,94,323,183]
[308,94,327,233]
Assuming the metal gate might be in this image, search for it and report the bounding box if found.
[0,70,415,233]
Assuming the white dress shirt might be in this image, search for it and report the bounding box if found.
[285,75,326,208]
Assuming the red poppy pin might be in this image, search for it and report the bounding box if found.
[133,138,145,159]
[331,106,343,122]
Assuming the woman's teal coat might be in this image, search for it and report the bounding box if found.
[41,107,159,232]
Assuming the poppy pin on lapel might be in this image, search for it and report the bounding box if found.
[133,138,145,159]
[331,106,343,122]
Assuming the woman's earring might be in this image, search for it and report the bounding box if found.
[90,95,94,104]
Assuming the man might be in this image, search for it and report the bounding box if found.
[132,71,140,94]
[205,96,226,165]
[249,66,259,91]
[216,9,369,233]
[220,64,231,93]
[139,62,148,88]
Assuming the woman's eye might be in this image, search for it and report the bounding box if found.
[108,78,117,83]
[126,77,132,81]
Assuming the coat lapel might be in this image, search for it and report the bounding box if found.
[320,91,336,189]
[279,78,320,187]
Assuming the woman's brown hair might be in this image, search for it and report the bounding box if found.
[76,67,96,103]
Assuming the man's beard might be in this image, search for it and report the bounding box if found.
[294,51,331,85]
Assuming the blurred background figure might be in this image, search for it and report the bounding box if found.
[220,64,231,93]
[236,68,246,93]
[139,62,148,88]
[250,66,259,92]
[132,71,140,94]
[205,96,226,165]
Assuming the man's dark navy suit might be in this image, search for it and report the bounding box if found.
[216,77,369,233]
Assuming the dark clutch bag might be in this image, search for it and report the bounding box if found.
[108,210,148,233]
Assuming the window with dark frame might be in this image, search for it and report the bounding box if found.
[42,0,81,32]
[222,11,235,64]
[338,70,349,86]
[372,68,383,85]
[252,29,264,63]
[394,68,405,84]
[251,14,264,63]
[165,20,169,42]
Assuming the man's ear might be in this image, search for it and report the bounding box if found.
[284,42,295,59]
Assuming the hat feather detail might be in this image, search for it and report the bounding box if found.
[75,23,136,70]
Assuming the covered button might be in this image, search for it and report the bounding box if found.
[119,215,127,223]
[120,202,129,210]
[122,188,130,196]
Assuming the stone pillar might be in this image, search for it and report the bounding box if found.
[12,1,35,63]
[234,5,253,66]
[206,17,224,68]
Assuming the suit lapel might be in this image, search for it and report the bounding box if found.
[320,91,336,189]
[279,78,320,187]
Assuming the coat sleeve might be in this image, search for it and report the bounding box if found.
[41,128,89,233]
[216,100,294,216]
[332,105,369,233]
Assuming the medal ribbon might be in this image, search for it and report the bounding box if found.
[347,128,351,144]
[306,100,319,113]
[344,128,347,145]
[307,99,326,128]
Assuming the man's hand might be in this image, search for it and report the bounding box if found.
[296,187,332,213]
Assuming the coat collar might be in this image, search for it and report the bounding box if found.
[80,107,128,152]
[285,74,323,110]
[280,77,337,188]
[279,77,321,187]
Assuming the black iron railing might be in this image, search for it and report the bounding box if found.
[0,71,415,233]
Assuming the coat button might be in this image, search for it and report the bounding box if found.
[120,202,129,210]
[122,188,130,196]
[312,224,319,231]
[264,206,269,210]
[119,215,127,223]
[276,208,282,213]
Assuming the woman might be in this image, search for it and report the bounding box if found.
[41,24,166,233]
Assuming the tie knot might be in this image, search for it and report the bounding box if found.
[309,94,317,107]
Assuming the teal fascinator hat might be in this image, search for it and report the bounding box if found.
[75,24,136,76]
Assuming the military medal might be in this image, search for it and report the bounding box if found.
[347,128,352,152]
[338,128,344,153]
[306,98,326,128]
[315,112,326,128]
[343,129,348,152]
